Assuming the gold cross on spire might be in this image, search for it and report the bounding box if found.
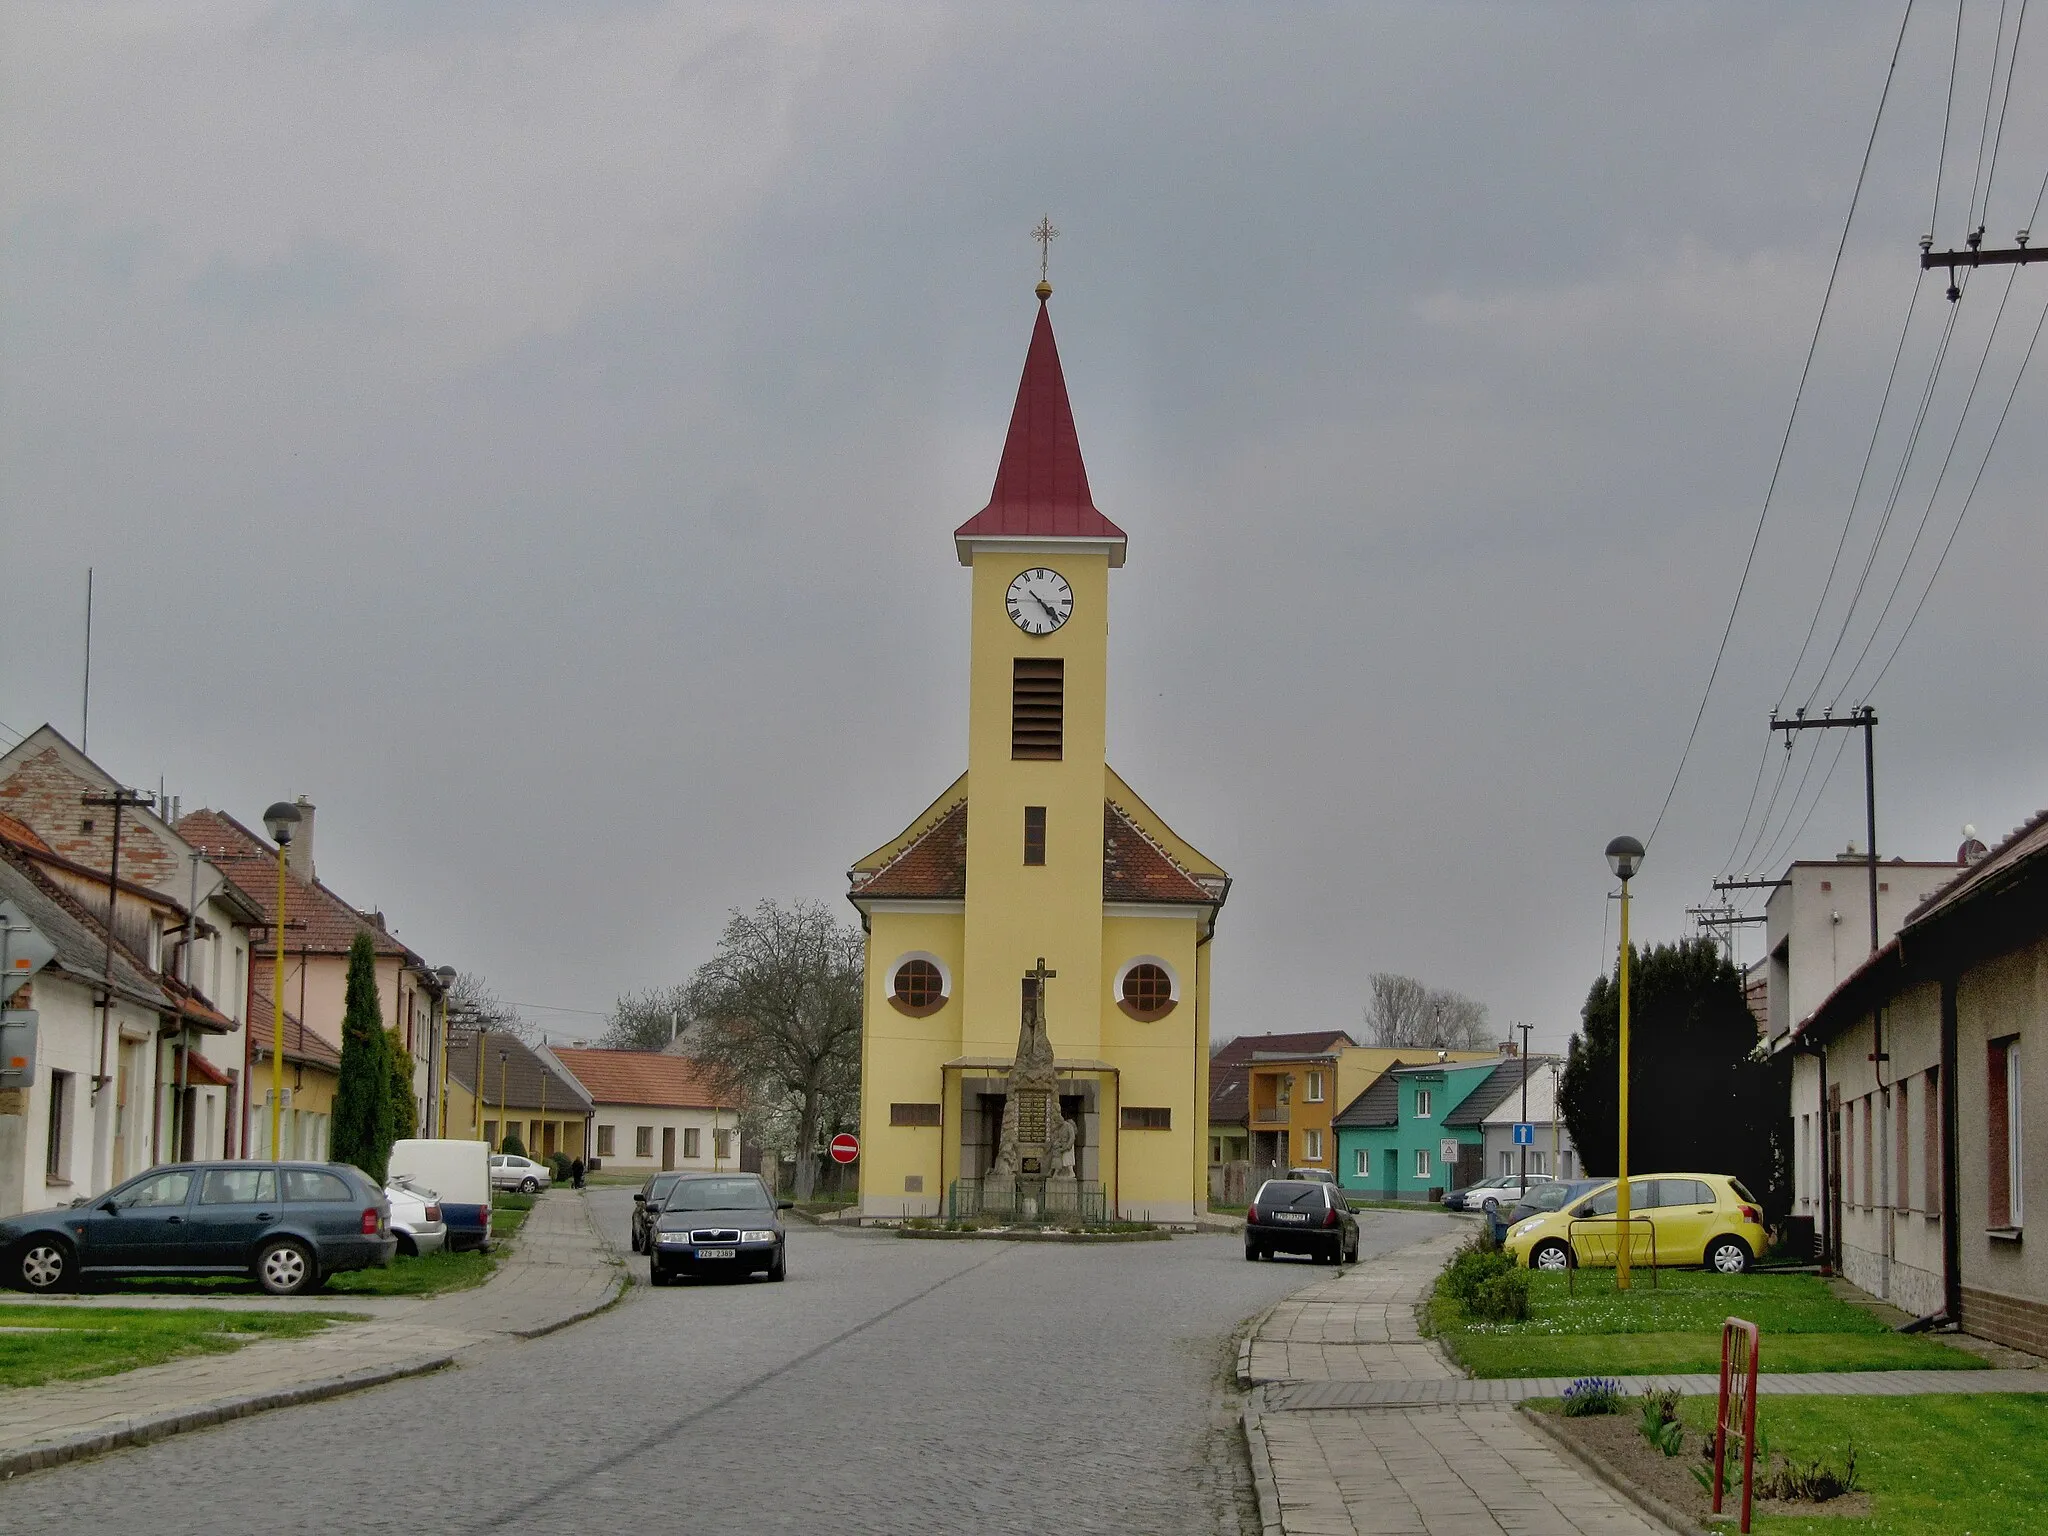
[1033,216,1059,287]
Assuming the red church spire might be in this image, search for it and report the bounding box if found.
[954,288,1128,566]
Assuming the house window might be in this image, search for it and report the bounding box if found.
[1121,1106,1171,1130]
[1023,806,1046,865]
[1862,1095,1874,1210]
[890,957,947,1016]
[483,1120,498,1148]
[635,1126,653,1159]
[1011,658,1064,759]
[596,1125,615,1158]
[44,1070,74,1181]
[1119,963,1175,1021]
[1990,1038,2022,1229]
[1354,1148,1367,1177]
[713,1129,734,1160]
[1896,1080,1911,1211]
[1302,1129,1323,1161]
[1500,1150,1512,1177]
[1306,1071,1325,1103]
[1561,1151,1575,1178]
[1414,1148,1431,1179]
[890,1102,943,1127]
[1531,1152,1546,1176]
[1414,1088,1432,1119]
[1924,1066,1942,1218]
[683,1127,701,1157]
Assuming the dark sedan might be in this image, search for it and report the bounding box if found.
[0,1161,395,1296]
[647,1172,791,1284]
[629,1171,685,1254]
[1244,1178,1358,1265]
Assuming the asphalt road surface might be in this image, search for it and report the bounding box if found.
[2,1192,1444,1535]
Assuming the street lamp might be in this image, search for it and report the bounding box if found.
[1605,834,1644,1290]
[261,801,302,1161]
[434,965,457,1136]
[498,1048,510,1153]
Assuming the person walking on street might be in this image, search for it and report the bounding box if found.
[569,1156,585,1190]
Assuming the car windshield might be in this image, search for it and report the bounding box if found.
[662,1177,769,1212]
[1257,1181,1324,1208]
[1519,1181,1585,1214]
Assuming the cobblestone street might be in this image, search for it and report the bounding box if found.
[0,1195,1445,1534]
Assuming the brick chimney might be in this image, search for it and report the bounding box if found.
[287,795,315,882]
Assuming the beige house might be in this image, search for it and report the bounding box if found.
[1785,811,2048,1353]
[446,1029,593,1160]
[551,1047,741,1173]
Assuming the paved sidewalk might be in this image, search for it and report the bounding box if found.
[0,1189,623,1479]
[1242,1228,1675,1536]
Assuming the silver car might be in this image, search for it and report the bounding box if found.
[384,1179,447,1258]
[488,1154,552,1194]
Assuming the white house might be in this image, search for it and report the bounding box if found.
[1479,1060,1580,1183]
[550,1047,742,1174]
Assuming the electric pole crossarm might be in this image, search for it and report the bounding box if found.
[1711,878,1789,891]
[1921,244,2042,271]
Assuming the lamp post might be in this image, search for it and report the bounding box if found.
[1605,834,1644,1290]
[433,966,457,1136]
[498,1048,509,1153]
[261,802,302,1161]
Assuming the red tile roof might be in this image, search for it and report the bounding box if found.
[550,1047,734,1110]
[0,812,51,853]
[1209,1030,1359,1122]
[848,798,1220,906]
[176,808,407,957]
[247,993,344,1070]
[851,800,969,899]
[953,296,1127,553]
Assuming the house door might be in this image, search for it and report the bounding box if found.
[1826,1087,1843,1270]
[661,1127,675,1171]
[1382,1149,1398,1199]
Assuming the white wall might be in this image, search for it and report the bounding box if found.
[1765,861,1955,1040]
[589,1104,737,1173]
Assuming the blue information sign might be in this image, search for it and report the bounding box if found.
[1512,1122,1535,1146]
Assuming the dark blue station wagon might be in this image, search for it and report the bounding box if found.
[0,1161,396,1296]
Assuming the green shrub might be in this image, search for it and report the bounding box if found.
[548,1152,572,1183]
[1440,1235,1515,1307]
[500,1132,526,1158]
[1468,1269,1531,1323]
[1639,1390,1685,1456]
[1760,1445,1858,1502]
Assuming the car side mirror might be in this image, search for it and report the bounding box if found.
[633,1193,646,1203]
[100,1201,120,1215]
[778,1200,793,1210]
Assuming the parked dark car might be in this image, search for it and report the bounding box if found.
[0,1161,395,1296]
[1490,1176,1602,1243]
[646,1172,791,1284]
[1244,1178,1358,1265]
[630,1171,686,1254]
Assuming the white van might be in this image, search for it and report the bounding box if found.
[388,1139,493,1252]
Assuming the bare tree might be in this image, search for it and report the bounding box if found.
[448,971,531,1042]
[604,983,693,1052]
[680,900,862,1201]
[1363,972,1492,1050]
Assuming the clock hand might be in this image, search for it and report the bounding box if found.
[1031,591,1061,624]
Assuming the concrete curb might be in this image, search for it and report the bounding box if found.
[0,1353,457,1483]
[1515,1404,1703,1536]
[1238,1388,1284,1536]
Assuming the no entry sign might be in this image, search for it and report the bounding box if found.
[829,1132,860,1165]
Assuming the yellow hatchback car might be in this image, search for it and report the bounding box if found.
[1503,1173,1767,1275]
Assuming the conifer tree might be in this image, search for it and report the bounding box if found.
[331,932,394,1182]
[386,1030,420,1145]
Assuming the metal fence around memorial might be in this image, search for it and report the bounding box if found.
[946,1177,1108,1225]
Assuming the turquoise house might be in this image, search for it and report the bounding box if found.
[1333,1057,1534,1201]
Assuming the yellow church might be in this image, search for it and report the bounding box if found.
[848,282,1228,1225]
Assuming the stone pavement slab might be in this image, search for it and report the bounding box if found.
[0,1188,623,1478]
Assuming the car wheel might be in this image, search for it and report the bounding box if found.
[648,1263,668,1287]
[1707,1236,1753,1275]
[15,1238,75,1294]
[255,1238,318,1296]
[768,1251,787,1283]
[395,1233,418,1259]
[1530,1240,1575,1272]
[519,1177,539,1194]
[1243,1242,1260,1262]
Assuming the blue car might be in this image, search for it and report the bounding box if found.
[0,1161,396,1296]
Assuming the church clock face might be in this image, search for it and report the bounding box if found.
[1005,568,1074,635]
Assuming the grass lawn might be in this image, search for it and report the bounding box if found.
[1433,1268,1986,1378]
[0,1304,355,1389]
[326,1245,496,1297]
[1675,1393,2048,1535]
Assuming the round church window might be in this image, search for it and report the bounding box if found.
[891,957,947,1016]
[1120,963,1175,1020]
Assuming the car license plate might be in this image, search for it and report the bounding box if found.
[695,1247,737,1259]
[1275,1213,1307,1223]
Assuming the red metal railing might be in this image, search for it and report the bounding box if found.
[1714,1316,1761,1532]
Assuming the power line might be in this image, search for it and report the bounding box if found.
[1932,0,1964,238]
[1764,729,1857,870]
[1863,278,2048,694]
[1643,0,1918,849]
[1978,0,2030,224]
[1965,0,2014,231]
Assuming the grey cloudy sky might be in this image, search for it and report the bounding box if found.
[5,3,2045,1051]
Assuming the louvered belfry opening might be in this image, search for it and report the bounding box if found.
[1012,657,1064,759]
